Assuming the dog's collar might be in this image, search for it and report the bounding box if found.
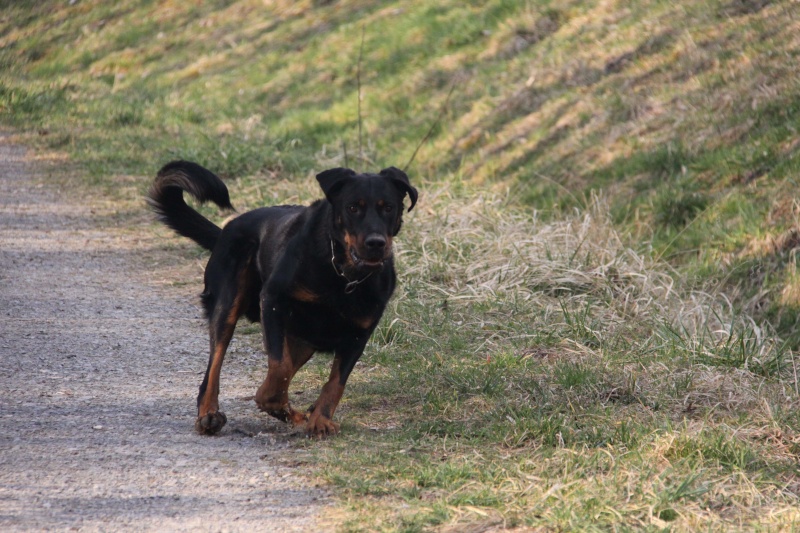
[330,239,374,294]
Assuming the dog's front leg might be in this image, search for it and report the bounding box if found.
[254,293,313,426]
[306,336,368,438]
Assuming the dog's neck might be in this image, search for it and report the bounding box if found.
[329,238,374,294]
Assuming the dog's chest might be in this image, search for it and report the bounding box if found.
[282,291,381,350]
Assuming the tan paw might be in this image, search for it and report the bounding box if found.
[195,411,227,435]
[305,412,340,438]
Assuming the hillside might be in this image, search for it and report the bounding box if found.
[3,0,800,336]
[3,1,800,530]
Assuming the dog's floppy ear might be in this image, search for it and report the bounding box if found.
[316,167,356,202]
[380,166,418,212]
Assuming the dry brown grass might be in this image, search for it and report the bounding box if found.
[399,185,782,363]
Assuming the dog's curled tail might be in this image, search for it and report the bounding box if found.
[147,160,235,251]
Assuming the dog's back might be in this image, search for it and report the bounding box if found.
[201,204,310,324]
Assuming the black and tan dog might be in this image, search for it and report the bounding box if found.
[147,161,417,437]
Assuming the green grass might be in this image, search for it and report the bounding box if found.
[3,0,800,529]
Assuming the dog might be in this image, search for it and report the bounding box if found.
[147,161,417,437]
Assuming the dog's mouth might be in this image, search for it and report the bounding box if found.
[349,248,388,270]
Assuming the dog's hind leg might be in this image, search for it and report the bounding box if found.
[195,253,254,435]
[254,334,315,426]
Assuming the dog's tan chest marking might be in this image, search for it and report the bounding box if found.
[352,316,377,330]
[291,286,319,303]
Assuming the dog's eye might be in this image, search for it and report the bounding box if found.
[383,204,393,213]
[347,205,360,214]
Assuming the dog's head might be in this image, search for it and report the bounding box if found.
[317,166,417,273]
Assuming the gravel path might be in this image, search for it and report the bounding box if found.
[0,134,331,531]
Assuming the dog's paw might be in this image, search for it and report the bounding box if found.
[267,407,308,427]
[287,408,309,426]
[256,400,308,426]
[195,411,227,435]
[305,412,340,438]
[267,408,309,427]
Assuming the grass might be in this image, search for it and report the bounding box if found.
[3,0,800,530]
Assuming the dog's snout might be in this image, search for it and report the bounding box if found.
[365,234,386,250]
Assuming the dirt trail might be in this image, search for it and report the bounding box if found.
[0,134,330,531]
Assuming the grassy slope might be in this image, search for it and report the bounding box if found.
[3,0,800,334]
[3,0,800,530]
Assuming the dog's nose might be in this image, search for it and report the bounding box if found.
[365,235,386,251]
